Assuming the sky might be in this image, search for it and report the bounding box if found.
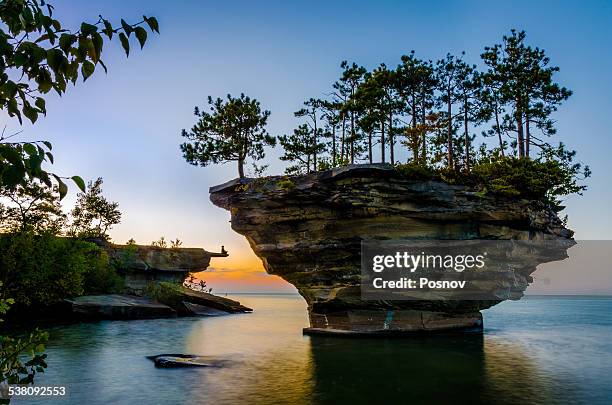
[3,0,612,293]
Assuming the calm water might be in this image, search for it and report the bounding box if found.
[16,295,612,404]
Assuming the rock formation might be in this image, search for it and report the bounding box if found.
[210,164,573,335]
[65,241,252,320]
[96,241,228,294]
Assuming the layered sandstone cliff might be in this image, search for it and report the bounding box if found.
[210,164,573,335]
[92,241,227,293]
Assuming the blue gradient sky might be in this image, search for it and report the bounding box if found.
[4,0,611,292]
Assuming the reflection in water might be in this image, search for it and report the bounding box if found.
[30,295,612,404]
[480,338,577,404]
[181,295,314,403]
[308,335,579,404]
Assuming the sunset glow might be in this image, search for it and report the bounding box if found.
[197,247,298,293]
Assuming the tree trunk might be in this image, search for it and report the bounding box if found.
[350,86,357,164]
[368,130,373,164]
[340,115,346,163]
[306,133,311,173]
[447,92,453,168]
[464,97,470,172]
[350,111,355,164]
[389,111,394,165]
[313,118,318,171]
[332,125,337,166]
[411,95,417,162]
[525,108,530,158]
[516,102,525,158]
[411,130,419,164]
[238,157,245,178]
[421,98,427,165]
[381,120,386,163]
[494,100,505,157]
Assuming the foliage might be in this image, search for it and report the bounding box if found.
[184,273,211,293]
[0,232,119,309]
[0,2,158,398]
[150,236,184,249]
[481,30,571,158]
[394,163,438,181]
[0,236,117,399]
[81,248,122,295]
[0,0,158,123]
[471,155,588,203]
[0,179,65,233]
[143,281,185,309]
[180,93,276,178]
[278,123,325,174]
[151,236,167,248]
[114,239,139,272]
[277,178,295,191]
[0,135,84,198]
[0,0,158,192]
[248,163,269,178]
[0,282,48,403]
[68,178,121,240]
[393,155,588,205]
[271,29,587,202]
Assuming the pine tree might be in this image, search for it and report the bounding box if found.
[335,61,367,163]
[279,124,325,174]
[435,53,465,168]
[295,98,326,170]
[320,100,342,166]
[481,30,571,158]
[180,94,276,178]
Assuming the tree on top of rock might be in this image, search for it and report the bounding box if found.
[481,29,572,158]
[180,94,276,178]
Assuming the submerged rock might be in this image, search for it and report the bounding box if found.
[147,354,223,368]
[210,164,573,335]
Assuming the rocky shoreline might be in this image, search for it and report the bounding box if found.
[65,287,252,321]
[5,241,253,326]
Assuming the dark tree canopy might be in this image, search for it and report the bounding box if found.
[180,93,276,178]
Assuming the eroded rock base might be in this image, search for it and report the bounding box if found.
[304,309,483,336]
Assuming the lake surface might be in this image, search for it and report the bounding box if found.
[18,295,612,404]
